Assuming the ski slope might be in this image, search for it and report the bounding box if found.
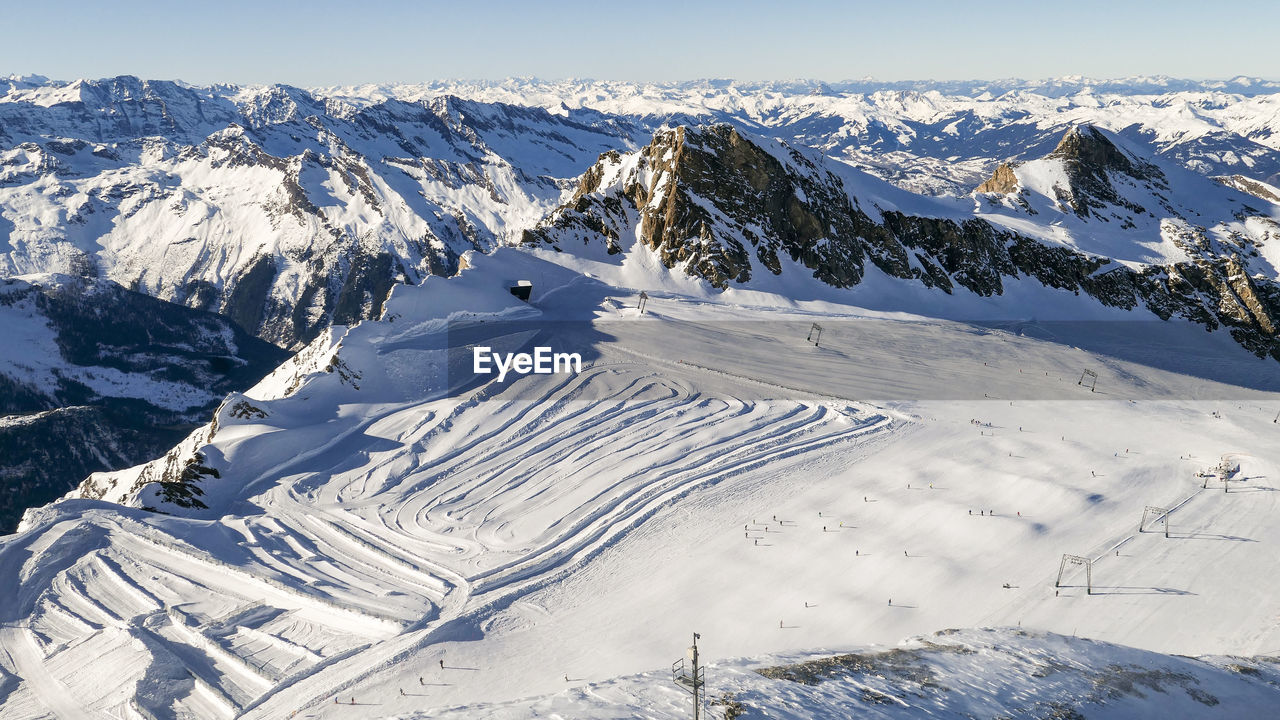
[415,628,1280,719]
[5,248,1280,718]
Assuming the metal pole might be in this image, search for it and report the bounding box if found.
[692,633,700,720]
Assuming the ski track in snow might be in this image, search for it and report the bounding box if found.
[233,361,894,719]
[7,249,1280,717]
[0,328,895,718]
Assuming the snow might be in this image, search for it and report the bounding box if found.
[409,628,1280,719]
[4,242,1280,717]
[972,126,1280,273]
[0,276,219,412]
[6,75,1280,717]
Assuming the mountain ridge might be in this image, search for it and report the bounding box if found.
[527,122,1280,360]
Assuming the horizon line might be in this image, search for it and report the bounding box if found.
[5,73,1280,93]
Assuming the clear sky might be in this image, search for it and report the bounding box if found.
[2,0,1277,87]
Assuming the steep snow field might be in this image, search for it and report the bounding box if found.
[5,248,1280,718]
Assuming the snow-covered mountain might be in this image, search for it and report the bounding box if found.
[8,76,1280,718]
[528,123,1280,359]
[0,76,638,348]
[323,77,1280,195]
[0,274,285,532]
[5,75,1280,351]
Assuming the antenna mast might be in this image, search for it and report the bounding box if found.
[672,632,705,720]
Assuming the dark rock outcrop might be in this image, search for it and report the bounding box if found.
[1045,125,1168,219]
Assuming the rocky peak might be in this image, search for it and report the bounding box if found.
[976,163,1019,194]
[528,123,892,288]
[1216,175,1280,204]
[633,124,839,284]
[1049,125,1141,177]
[1043,125,1167,219]
[528,124,1280,362]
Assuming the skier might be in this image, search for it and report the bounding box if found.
[439,659,444,670]
[855,549,859,556]
[968,510,972,515]
[400,688,405,696]
[888,598,892,606]
[904,550,908,557]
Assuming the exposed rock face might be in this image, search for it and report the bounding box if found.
[976,163,1019,194]
[1217,175,1280,204]
[527,125,907,289]
[1045,125,1168,219]
[527,124,1280,361]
